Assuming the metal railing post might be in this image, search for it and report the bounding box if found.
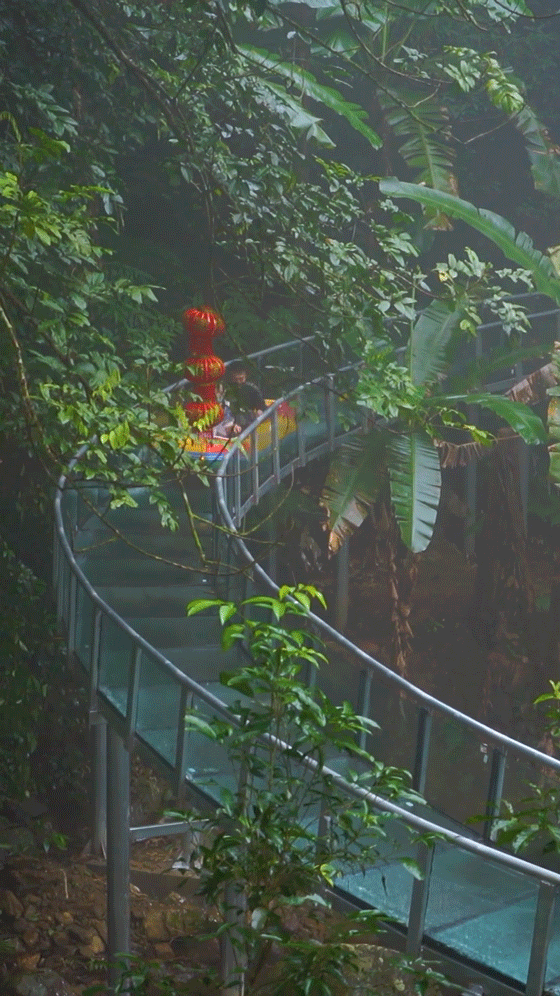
[335,539,349,633]
[90,609,102,717]
[526,882,555,996]
[125,646,142,750]
[413,709,432,796]
[175,687,194,796]
[406,841,434,956]
[356,668,372,750]
[250,429,259,504]
[483,748,506,842]
[234,446,242,526]
[271,408,281,484]
[106,725,131,992]
[92,717,107,857]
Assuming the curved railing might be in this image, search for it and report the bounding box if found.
[54,303,560,996]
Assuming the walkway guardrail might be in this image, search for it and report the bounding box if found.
[54,298,560,996]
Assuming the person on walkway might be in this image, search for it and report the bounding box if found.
[225,360,266,431]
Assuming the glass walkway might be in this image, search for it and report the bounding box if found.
[54,327,560,996]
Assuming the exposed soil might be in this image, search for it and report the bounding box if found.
[0,834,220,994]
[0,800,451,996]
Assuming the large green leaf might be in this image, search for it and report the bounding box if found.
[254,80,334,147]
[409,300,464,387]
[444,393,547,445]
[379,179,560,305]
[381,92,457,227]
[387,432,441,553]
[513,106,560,201]
[321,430,387,554]
[239,45,382,149]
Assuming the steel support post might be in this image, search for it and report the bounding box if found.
[483,748,506,842]
[406,842,434,956]
[92,717,107,857]
[335,539,349,633]
[106,725,131,992]
[356,669,372,750]
[250,429,259,505]
[234,448,242,527]
[413,709,432,795]
[271,409,281,484]
[526,882,555,996]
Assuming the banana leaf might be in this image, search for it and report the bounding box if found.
[239,45,382,149]
[387,432,441,553]
[379,179,560,305]
[409,300,465,387]
[513,106,560,201]
[321,429,387,555]
[443,393,547,445]
[381,92,457,228]
[255,80,334,147]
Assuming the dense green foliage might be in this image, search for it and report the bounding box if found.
[2,0,560,801]
[2,0,559,502]
[179,585,423,995]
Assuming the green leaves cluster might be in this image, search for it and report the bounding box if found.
[180,585,419,994]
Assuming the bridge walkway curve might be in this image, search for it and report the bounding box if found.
[54,319,560,996]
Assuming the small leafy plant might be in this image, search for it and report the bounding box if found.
[494,681,560,855]
[172,584,422,996]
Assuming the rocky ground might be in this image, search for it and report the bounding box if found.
[0,787,453,996]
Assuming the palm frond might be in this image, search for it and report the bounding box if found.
[514,106,560,201]
[409,300,464,387]
[387,432,441,553]
[321,430,387,555]
[379,179,560,305]
[443,392,547,445]
[239,45,382,149]
[381,91,457,229]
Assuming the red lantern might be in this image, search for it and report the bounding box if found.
[182,306,225,430]
[182,307,225,355]
[185,354,225,386]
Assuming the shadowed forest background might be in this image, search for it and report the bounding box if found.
[4,6,560,990]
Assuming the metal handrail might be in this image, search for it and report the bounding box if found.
[215,381,560,775]
[53,305,560,995]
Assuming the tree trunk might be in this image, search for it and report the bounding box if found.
[471,429,533,644]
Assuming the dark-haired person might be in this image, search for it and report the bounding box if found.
[225,361,266,430]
